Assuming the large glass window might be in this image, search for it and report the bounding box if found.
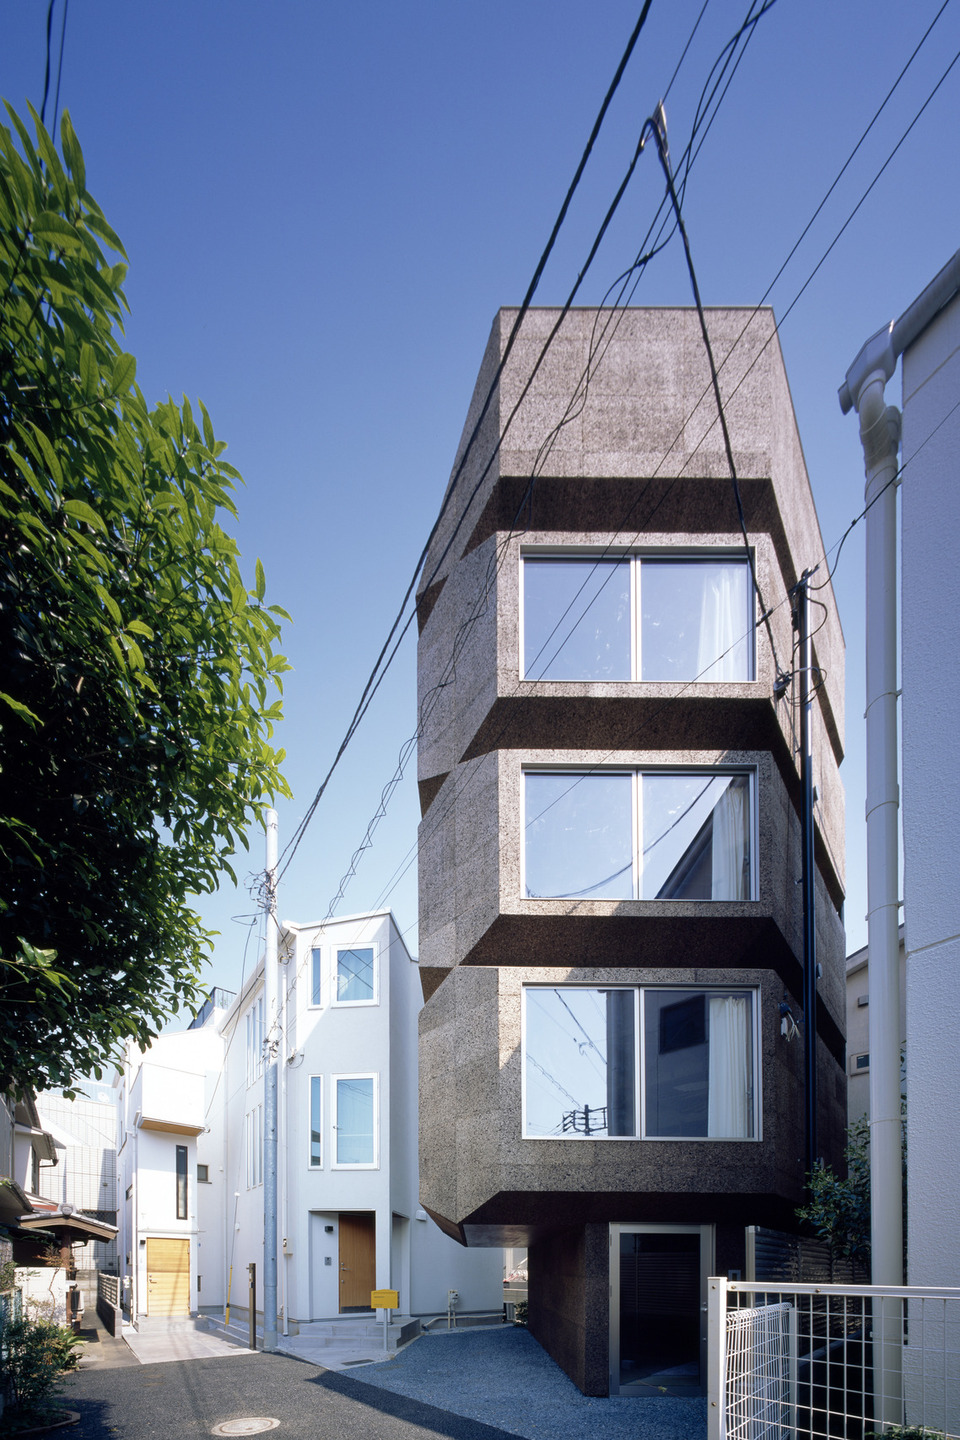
[524,770,753,901]
[334,1075,377,1167]
[523,987,755,1139]
[522,554,754,683]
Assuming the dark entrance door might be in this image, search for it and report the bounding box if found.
[613,1225,709,1396]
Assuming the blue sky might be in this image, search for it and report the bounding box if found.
[3,1,957,999]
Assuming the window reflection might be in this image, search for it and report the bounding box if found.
[642,773,751,900]
[524,771,752,902]
[524,988,637,1137]
[523,558,630,681]
[521,554,754,683]
[524,772,633,899]
[644,990,754,1138]
[523,987,755,1139]
[641,559,753,682]
[336,947,375,1003]
[336,1076,376,1165]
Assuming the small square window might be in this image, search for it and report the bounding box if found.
[197,1163,210,1184]
[334,947,377,1005]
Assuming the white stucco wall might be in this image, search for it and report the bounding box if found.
[901,289,960,1293]
[218,910,503,1325]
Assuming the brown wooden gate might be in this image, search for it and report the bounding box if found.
[338,1213,375,1311]
[146,1237,190,1317]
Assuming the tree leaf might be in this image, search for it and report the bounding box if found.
[63,498,107,532]
[0,692,43,728]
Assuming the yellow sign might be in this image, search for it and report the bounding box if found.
[371,1289,399,1310]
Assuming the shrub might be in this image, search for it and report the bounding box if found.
[0,1312,81,1426]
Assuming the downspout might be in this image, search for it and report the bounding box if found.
[841,341,903,1433]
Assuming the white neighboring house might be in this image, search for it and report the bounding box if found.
[117,910,502,1328]
[116,1010,228,1323]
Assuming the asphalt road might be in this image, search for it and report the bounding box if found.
[60,1351,519,1440]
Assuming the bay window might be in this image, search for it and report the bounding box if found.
[523,768,753,901]
[522,552,754,683]
[522,986,756,1140]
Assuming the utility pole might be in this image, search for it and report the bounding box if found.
[793,572,819,1177]
[263,809,279,1353]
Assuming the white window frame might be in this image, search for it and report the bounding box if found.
[245,1104,263,1188]
[309,947,323,1009]
[521,765,757,902]
[331,1072,379,1170]
[519,547,757,683]
[245,995,265,1086]
[331,943,379,1009]
[307,944,380,1009]
[308,1075,323,1170]
[521,984,760,1142]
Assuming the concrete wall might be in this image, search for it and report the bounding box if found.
[416,307,846,1394]
[901,289,960,1293]
[528,1225,609,1396]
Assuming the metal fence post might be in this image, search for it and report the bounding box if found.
[248,1262,257,1350]
[708,1276,727,1440]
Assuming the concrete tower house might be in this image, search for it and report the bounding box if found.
[416,307,846,1396]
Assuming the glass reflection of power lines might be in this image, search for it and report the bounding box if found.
[561,1104,609,1136]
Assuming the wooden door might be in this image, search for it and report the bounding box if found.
[338,1212,376,1311]
[146,1237,190,1317]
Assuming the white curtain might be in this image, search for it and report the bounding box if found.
[707,995,752,1137]
[711,776,748,899]
[696,564,746,682]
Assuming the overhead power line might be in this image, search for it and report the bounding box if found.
[276,2,658,882]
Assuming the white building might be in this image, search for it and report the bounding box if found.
[116,1009,226,1322]
[899,270,960,1296]
[117,909,503,1329]
[841,249,960,1434]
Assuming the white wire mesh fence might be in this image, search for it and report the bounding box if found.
[708,1278,960,1440]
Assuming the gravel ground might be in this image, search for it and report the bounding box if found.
[353,1325,708,1440]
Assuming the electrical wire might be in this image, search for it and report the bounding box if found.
[275,1,658,882]
[318,0,784,914]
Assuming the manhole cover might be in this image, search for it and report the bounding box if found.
[211,1421,280,1436]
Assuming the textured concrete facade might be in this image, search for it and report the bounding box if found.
[417,307,846,1394]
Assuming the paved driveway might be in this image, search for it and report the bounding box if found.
[62,1351,517,1440]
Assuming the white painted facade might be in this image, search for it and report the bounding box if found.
[116,1019,227,1322]
[220,910,502,1325]
[900,289,960,1293]
[116,909,502,1327]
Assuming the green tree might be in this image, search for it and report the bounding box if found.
[796,1116,872,1266]
[0,103,290,1093]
